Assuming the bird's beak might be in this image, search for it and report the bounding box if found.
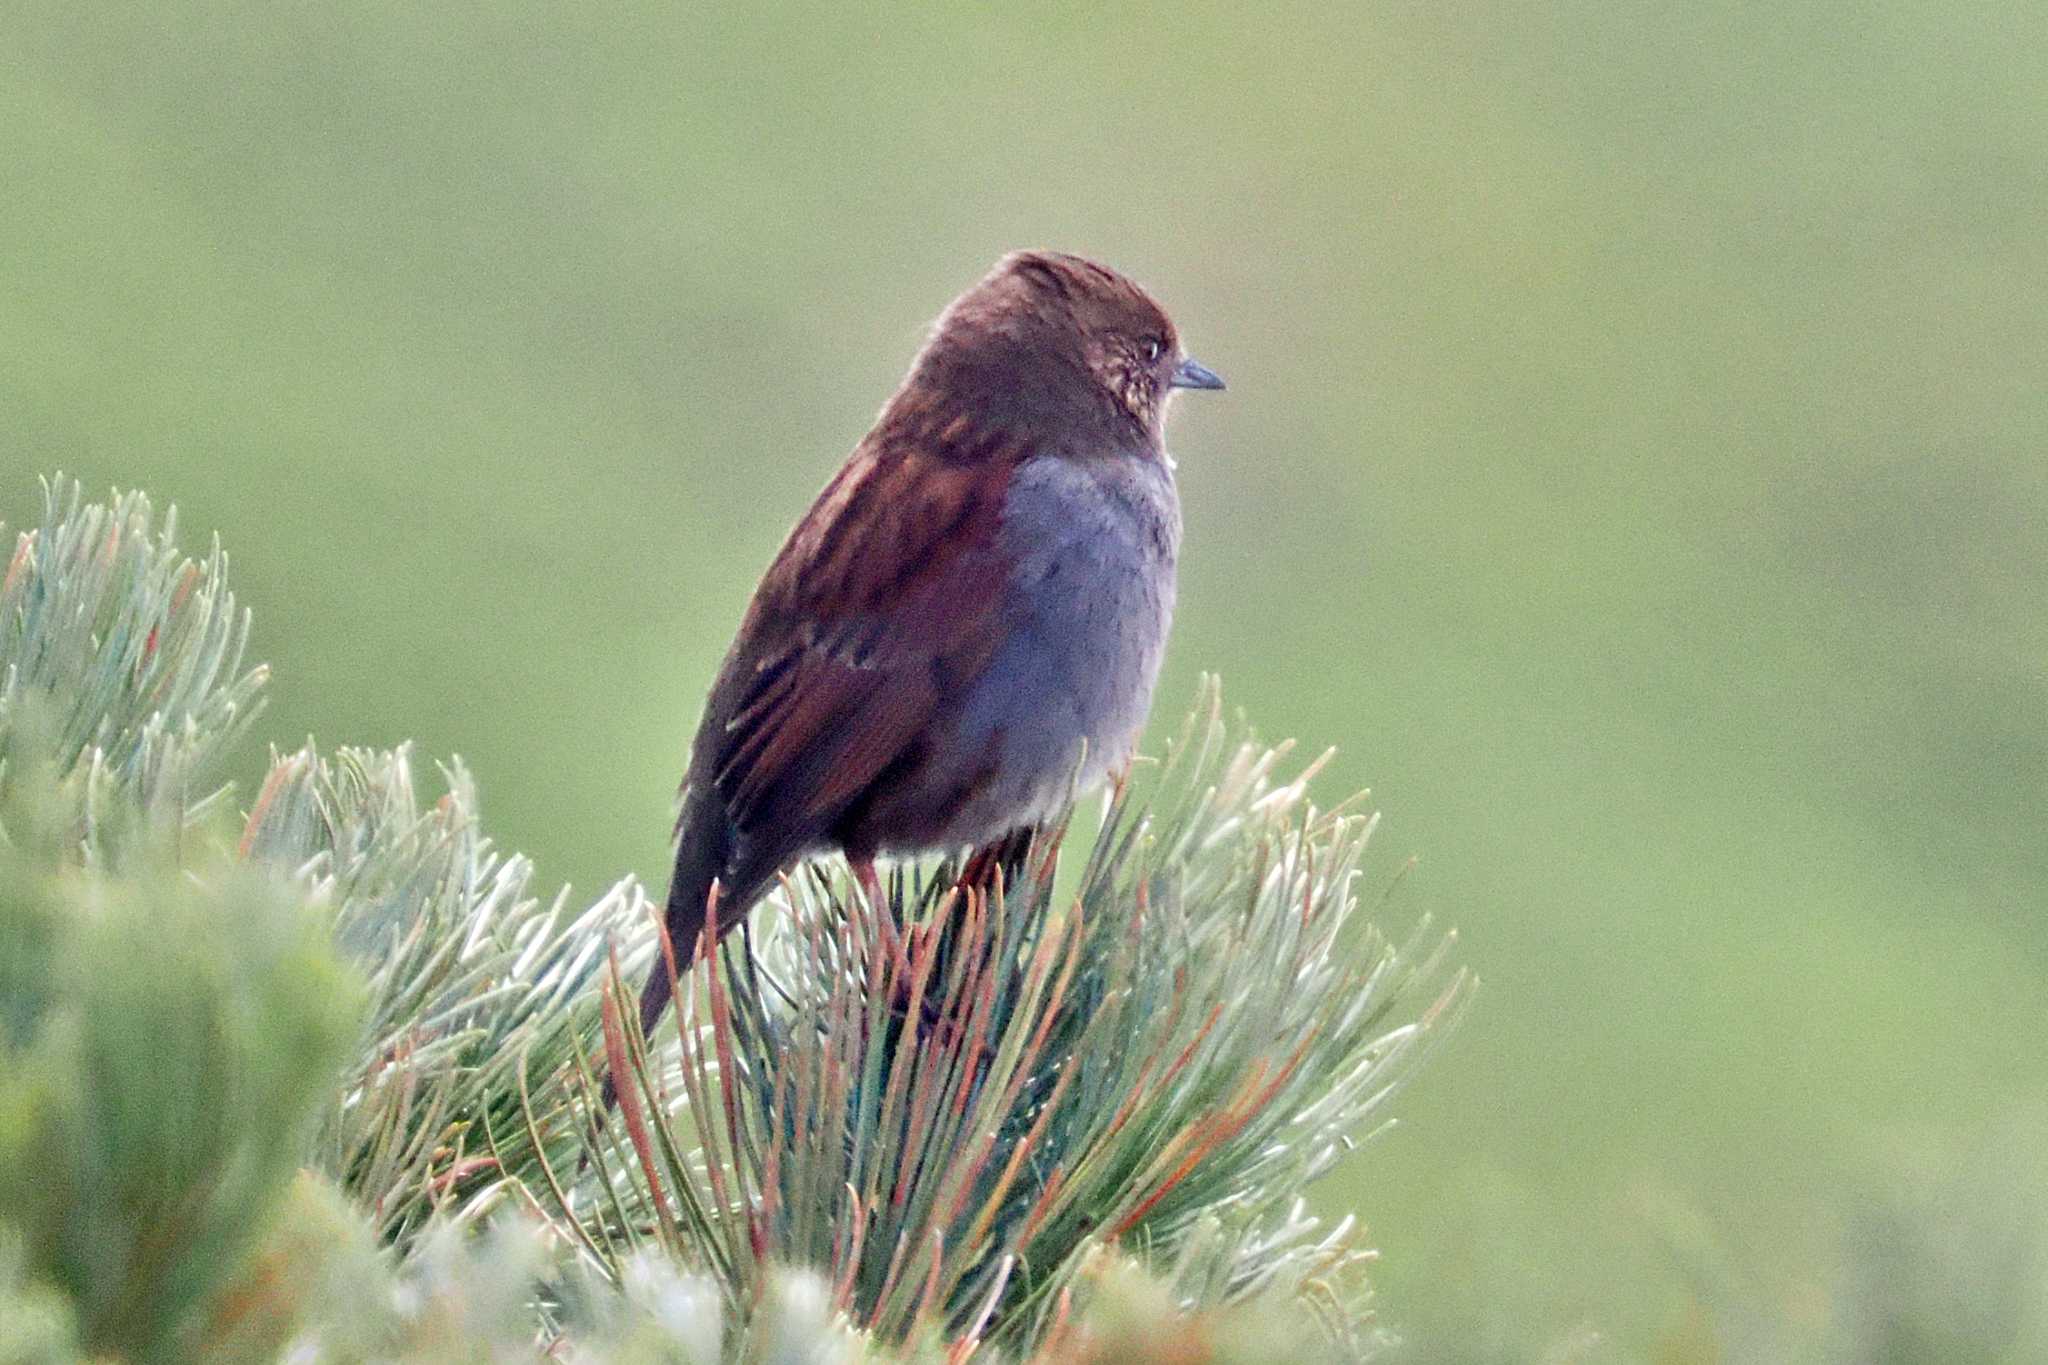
[1169,356,1226,391]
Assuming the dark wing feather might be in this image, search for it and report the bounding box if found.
[653,433,1020,1000]
[708,439,1017,838]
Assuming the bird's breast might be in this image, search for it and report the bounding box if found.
[996,450,1180,644]
[930,450,1181,839]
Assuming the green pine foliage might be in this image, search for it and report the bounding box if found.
[0,842,358,1362]
[237,742,656,1243]
[556,690,1465,1357]
[0,476,1474,1361]
[0,479,263,837]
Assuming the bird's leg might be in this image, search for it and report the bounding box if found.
[958,825,1040,900]
[851,856,885,913]
[849,855,913,987]
[926,825,1041,1007]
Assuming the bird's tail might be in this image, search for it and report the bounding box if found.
[596,811,728,1120]
[643,806,730,1031]
[595,889,708,1123]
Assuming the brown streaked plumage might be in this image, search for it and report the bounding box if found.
[638,250,1223,1038]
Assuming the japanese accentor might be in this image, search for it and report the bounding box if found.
[639,250,1224,1034]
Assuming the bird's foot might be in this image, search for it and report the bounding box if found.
[850,856,917,995]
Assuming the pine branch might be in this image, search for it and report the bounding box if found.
[0,475,1472,1360]
[551,682,1472,1357]
[237,741,659,1242]
[0,811,360,1361]
[0,475,264,840]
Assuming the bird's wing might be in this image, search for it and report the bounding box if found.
[694,438,1020,864]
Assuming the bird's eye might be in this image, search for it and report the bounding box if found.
[1142,337,1163,362]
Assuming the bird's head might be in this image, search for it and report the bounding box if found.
[908,250,1223,451]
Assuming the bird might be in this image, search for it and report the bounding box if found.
[637,249,1224,1040]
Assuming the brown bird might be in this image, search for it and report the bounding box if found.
[639,250,1223,1037]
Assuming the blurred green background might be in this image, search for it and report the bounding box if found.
[6,1,2045,1356]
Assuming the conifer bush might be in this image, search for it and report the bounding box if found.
[0,477,1471,1361]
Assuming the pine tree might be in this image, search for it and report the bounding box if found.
[0,477,1468,1361]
